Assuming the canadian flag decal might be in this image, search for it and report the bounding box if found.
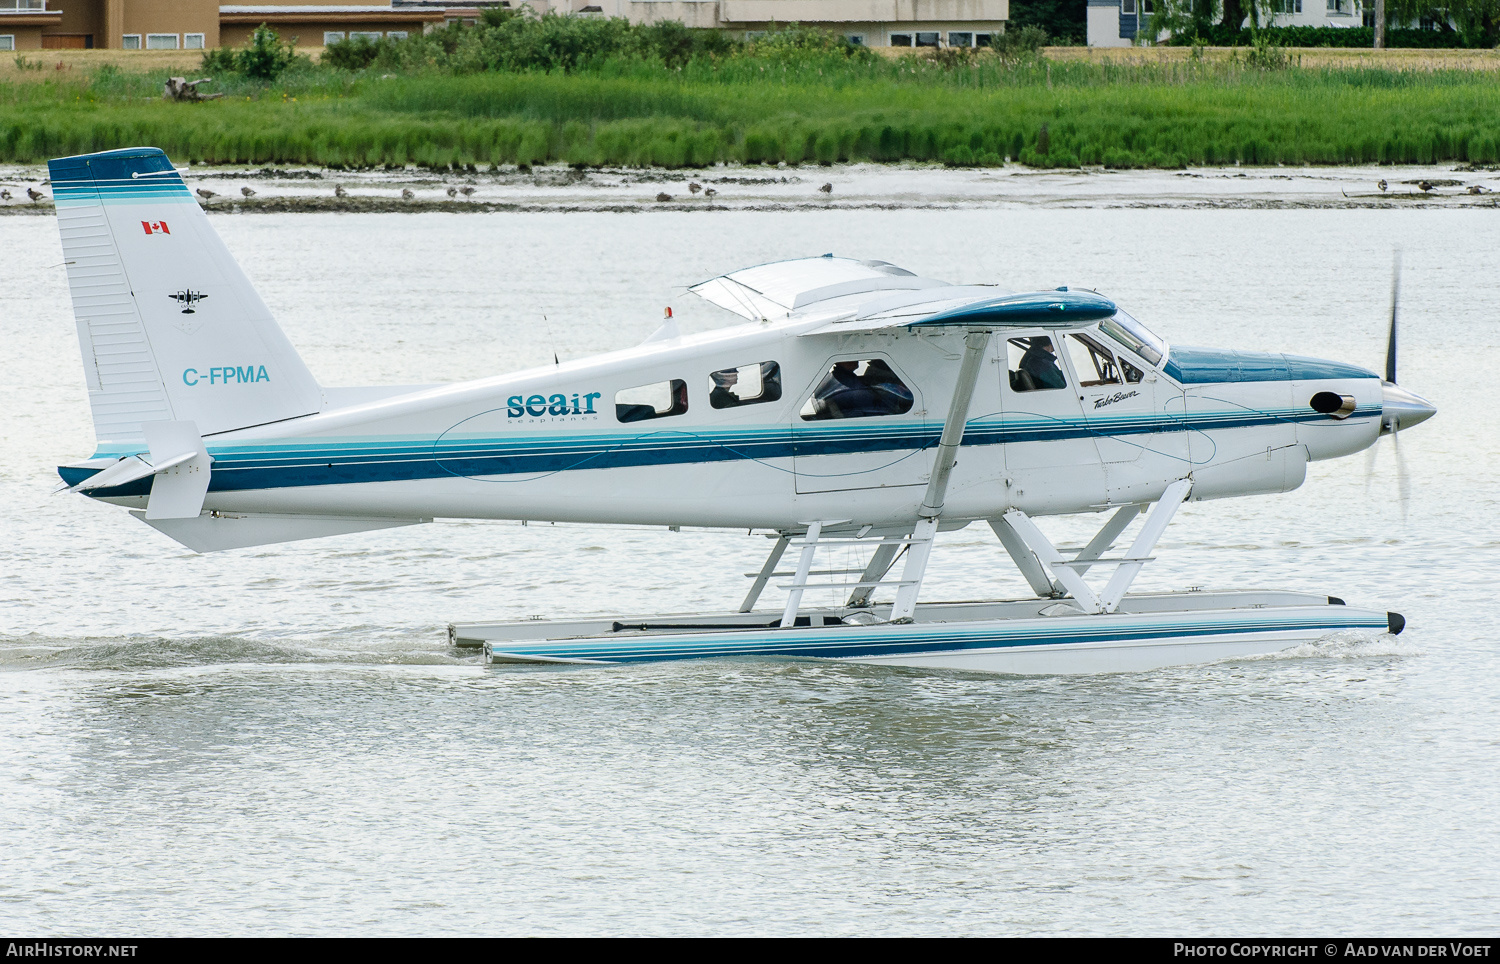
[141,220,170,235]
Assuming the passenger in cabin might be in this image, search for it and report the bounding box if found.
[812,361,884,419]
[1017,337,1067,391]
[862,359,914,415]
[708,369,742,408]
[805,359,913,419]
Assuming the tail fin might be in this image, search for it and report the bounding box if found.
[49,148,321,450]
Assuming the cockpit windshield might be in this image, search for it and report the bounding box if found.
[1098,311,1168,367]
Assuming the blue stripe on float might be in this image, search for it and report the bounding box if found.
[62,404,1382,495]
[486,610,1391,663]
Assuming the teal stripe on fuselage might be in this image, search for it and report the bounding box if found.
[62,403,1381,496]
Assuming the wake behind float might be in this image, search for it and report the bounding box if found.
[46,148,1432,674]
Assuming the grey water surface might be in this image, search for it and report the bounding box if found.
[1,205,1497,935]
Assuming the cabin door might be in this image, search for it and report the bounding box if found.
[1000,332,1107,510]
[792,353,931,495]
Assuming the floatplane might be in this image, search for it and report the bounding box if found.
[49,148,1436,674]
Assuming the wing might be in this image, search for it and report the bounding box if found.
[800,288,1119,336]
[689,256,1116,333]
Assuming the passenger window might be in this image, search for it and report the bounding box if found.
[1066,333,1123,387]
[709,361,782,409]
[799,359,914,421]
[615,379,688,423]
[1120,358,1144,383]
[1006,336,1068,393]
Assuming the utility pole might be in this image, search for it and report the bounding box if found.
[1374,0,1386,47]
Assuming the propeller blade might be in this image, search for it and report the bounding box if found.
[1385,251,1401,384]
[1393,428,1411,522]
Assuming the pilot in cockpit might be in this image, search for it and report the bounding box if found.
[1018,337,1067,391]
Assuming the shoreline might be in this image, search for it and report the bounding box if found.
[3,162,1497,214]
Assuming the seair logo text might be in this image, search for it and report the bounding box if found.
[508,392,602,420]
[183,366,270,386]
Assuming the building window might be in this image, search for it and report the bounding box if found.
[121,34,141,49]
[323,31,346,44]
[184,33,205,49]
[386,31,408,40]
[349,31,381,42]
[1143,0,1155,12]
[1327,0,1350,12]
[145,34,178,50]
[915,31,940,46]
[975,33,991,46]
[0,36,13,52]
[948,31,973,46]
[889,33,912,46]
[1122,0,1137,13]
[846,34,865,45]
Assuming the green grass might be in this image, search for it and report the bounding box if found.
[4,57,1500,169]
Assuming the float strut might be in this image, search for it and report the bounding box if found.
[1000,479,1192,614]
[740,533,790,613]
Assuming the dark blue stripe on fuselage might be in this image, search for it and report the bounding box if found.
[63,402,1379,497]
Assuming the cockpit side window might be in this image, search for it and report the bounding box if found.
[799,359,914,421]
[709,361,782,409]
[616,379,688,423]
[1006,336,1068,393]
[1066,333,1123,387]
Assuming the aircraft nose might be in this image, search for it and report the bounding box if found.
[1380,382,1436,435]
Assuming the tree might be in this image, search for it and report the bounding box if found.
[1007,0,1087,45]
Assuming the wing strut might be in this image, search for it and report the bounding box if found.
[888,329,992,623]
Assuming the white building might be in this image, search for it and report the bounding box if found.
[1087,0,1365,47]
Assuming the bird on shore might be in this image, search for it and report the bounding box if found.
[0,189,11,201]
[446,186,458,199]
[1376,179,1387,192]
[195,188,216,201]
[334,184,348,198]
[401,188,415,200]
[1418,180,1434,192]
[688,182,702,194]
[28,187,46,202]
[459,185,476,198]
[703,187,717,198]
[240,186,256,198]
[655,192,672,202]
[1467,184,1491,195]
[818,182,833,194]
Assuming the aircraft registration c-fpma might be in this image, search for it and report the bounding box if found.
[47,148,1437,674]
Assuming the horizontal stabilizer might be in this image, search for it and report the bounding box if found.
[130,510,429,553]
[69,454,160,492]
